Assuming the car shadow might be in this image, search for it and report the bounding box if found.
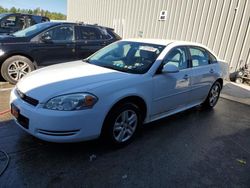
[1,100,248,186]
[0,75,5,82]
[2,105,216,156]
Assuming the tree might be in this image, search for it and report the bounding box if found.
[0,6,5,13]
[9,7,17,13]
[28,9,33,14]
[0,6,66,20]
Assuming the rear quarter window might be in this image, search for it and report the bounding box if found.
[107,29,122,40]
[208,52,217,63]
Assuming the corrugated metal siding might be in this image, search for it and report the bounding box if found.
[67,0,250,72]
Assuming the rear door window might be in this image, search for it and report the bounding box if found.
[44,25,74,42]
[25,15,36,27]
[189,47,209,67]
[18,15,35,29]
[77,26,102,40]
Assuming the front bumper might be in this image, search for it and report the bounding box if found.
[10,89,104,143]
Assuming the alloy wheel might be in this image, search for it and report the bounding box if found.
[7,60,31,81]
[113,110,138,143]
[209,84,220,106]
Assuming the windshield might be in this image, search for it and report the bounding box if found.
[87,41,165,74]
[12,22,56,37]
[0,14,8,20]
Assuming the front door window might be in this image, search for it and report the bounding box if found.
[43,26,74,43]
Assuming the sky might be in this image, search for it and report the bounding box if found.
[0,0,67,14]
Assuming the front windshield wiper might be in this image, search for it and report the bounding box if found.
[82,59,118,71]
[6,33,13,36]
[101,64,134,73]
[99,64,116,70]
[82,58,91,64]
[82,59,134,73]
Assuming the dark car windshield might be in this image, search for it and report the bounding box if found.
[0,13,9,20]
[12,22,57,37]
[87,41,165,74]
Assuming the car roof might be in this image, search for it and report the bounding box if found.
[123,38,209,48]
[35,22,60,26]
[0,13,12,18]
[123,38,173,46]
[122,38,218,57]
[0,13,11,16]
[0,13,39,16]
[57,22,113,29]
[0,13,49,20]
[36,21,79,27]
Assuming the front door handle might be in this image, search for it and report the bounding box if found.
[180,74,189,83]
[210,68,214,73]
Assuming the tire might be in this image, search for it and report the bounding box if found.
[235,77,243,84]
[202,81,222,108]
[102,103,142,147]
[1,55,34,84]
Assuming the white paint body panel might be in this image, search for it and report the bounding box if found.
[10,40,223,143]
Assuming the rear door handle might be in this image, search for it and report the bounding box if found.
[66,43,75,47]
[101,42,107,46]
[183,74,189,80]
[210,68,214,73]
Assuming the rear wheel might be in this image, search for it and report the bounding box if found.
[1,55,34,84]
[202,81,221,108]
[103,103,142,147]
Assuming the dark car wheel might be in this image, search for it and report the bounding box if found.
[103,103,142,147]
[202,81,222,108]
[1,55,34,84]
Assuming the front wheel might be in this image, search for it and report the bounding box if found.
[202,81,222,108]
[103,103,142,147]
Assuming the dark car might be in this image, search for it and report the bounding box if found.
[0,13,50,34]
[0,22,121,84]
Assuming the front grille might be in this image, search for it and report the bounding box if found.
[16,88,39,106]
[37,129,80,136]
[17,114,29,129]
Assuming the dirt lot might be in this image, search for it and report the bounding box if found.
[0,82,250,187]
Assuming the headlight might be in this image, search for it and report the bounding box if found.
[0,49,4,56]
[44,93,98,111]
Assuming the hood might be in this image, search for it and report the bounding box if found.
[17,60,131,102]
[0,34,28,43]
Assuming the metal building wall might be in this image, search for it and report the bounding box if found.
[67,0,250,72]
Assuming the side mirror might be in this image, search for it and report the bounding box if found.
[41,33,52,43]
[162,64,179,73]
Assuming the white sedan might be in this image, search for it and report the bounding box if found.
[10,39,223,146]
